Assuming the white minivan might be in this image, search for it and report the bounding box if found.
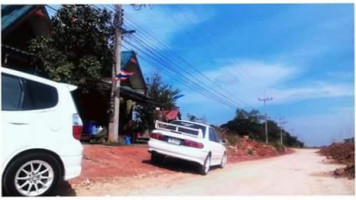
[1,67,83,196]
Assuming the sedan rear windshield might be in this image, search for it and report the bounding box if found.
[169,121,206,137]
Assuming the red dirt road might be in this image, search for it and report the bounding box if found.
[66,148,354,196]
[55,145,354,196]
[68,144,290,184]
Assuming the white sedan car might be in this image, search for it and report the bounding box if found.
[148,120,227,175]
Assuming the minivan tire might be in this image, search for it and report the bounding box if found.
[2,152,61,197]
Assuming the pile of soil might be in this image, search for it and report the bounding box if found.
[227,136,281,162]
[319,142,354,179]
[69,144,175,184]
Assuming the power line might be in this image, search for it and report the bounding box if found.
[48,5,238,108]
[172,5,265,96]
[47,5,257,111]
[127,33,247,108]
[123,24,242,107]
[122,11,255,109]
[157,5,258,109]
[124,37,240,108]
[189,6,264,89]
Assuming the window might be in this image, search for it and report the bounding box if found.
[170,121,207,137]
[1,73,58,111]
[209,127,221,143]
[214,131,221,142]
[22,79,58,110]
[1,74,22,110]
[209,127,216,142]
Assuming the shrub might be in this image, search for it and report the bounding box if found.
[225,133,240,146]
[272,142,285,152]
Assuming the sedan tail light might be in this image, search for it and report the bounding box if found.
[72,113,83,140]
[150,132,165,141]
[182,139,204,149]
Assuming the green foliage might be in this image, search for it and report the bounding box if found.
[221,109,265,141]
[221,108,304,148]
[135,71,181,130]
[29,5,115,90]
[271,142,285,152]
[103,140,125,146]
[224,133,240,146]
[146,71,181,110]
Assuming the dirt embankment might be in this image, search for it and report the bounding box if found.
[227,137,292,163]
[68,145,174,184]
[319,142,355,179]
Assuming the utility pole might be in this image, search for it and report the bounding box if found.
[108,5,123,143]
[258,97,273,144]
[279,118,287,145]
[108,5,135,143]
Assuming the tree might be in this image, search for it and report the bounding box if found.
[221,108,304,147]
[29,5,115,91]
[135,71,181,130]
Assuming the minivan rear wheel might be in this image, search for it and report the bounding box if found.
[2,153,61,197]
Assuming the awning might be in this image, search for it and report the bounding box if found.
[119,86,155,105]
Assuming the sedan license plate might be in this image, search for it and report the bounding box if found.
[167,138,181,145]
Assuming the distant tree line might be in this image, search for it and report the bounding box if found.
[221,109,304,147]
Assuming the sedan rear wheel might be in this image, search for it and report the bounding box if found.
[219,152,227,168]
[199,155,211,175]
[151,152,164,164]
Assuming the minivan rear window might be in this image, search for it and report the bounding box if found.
[22,79,58,110]
[1,73,58,111]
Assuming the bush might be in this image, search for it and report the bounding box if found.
[247,149,255,155]
[272,142,285,152]
[225,133,240,146]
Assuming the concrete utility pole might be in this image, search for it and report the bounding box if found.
[258,97,273,144]
[279,118,287,145]
[108,5,123,143]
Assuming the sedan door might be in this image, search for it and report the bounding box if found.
[208,127,220,165]
[213,130,226,160]
[211,128,225,164]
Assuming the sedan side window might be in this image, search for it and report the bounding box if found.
[211,128,221,143]
[214,131,221,143]
[209,127,216,142]
[1,73,22,111]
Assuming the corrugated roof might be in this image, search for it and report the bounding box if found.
[121,51,135,69]
[1,5,37,32]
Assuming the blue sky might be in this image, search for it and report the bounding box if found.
[47,4,354,147]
